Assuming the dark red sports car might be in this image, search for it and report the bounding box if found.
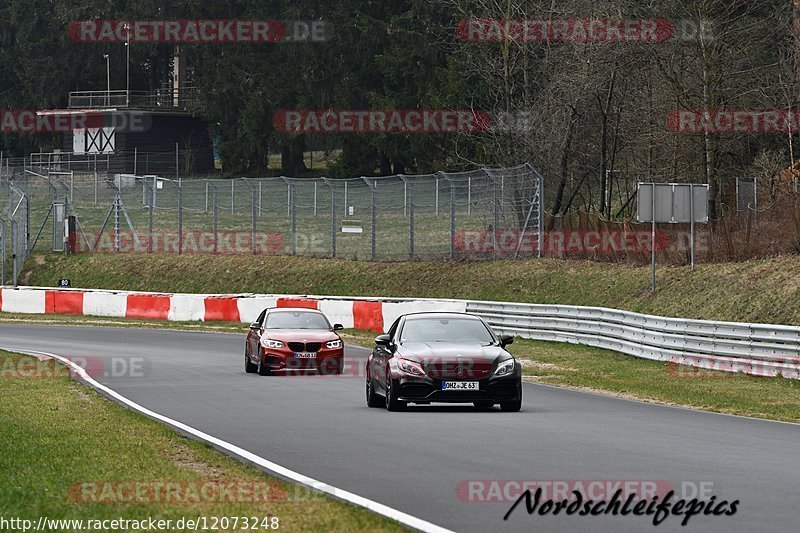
[245,307,345,375]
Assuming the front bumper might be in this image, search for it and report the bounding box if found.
[261,347,344,374]
[395,369,521,404]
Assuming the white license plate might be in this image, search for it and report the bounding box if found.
[294,352,317,358]
[442,381,479,390]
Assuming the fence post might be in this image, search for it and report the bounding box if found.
[114,194,120,252]
[11,220,17,285]
[449,178,456,259]
[177,181,183,255]
[493,173,500,259]
[331,184,337,258]
[538,172,544,259]
[213,185,218,254]
[1,219,6,285]
[148,177,155,253]
[291,184,297,256]
[93,155,98,205]
[406,177,414,259]
[370,180,377,260]
[250,180,257,255]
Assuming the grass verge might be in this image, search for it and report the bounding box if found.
[0,350,403,532]
[22,253,800,325]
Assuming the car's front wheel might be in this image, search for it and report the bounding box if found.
[385,371,406,412]
[500,385,522,412]
[245,351,257,374]
[366,375,382,408]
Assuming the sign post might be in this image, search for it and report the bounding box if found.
[637,183,709,292]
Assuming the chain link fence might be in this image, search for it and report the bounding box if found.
[2,163,544,271]
[0,178,29,285]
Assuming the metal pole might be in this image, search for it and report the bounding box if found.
[651,183,656,292]
[1,219,6,285]
[403,180,407,218]
[371,182,377,260]
[205,181,208,213]
[690,184,695,270]
[251,181,257,255]
[258,181,262,216]
[538,174,544,259]
[177,182,183,255]
[344,181,348,217]
[93,155,98,205]
[467,177,471,215]
[314,182,318,216]
[331,186,337,258]
[212,186,218,254]
[493,176,500,259]
[287,184,291,216]
[133,147,137,175]
[408,181,414,259]
[450,180,456,259]
[231,180,234,212]
[435,178,439,216]
[11,221,17,285]
[291,184,297,256]
[175,142,180,185]
[114,195,120,252]
[148,177,155,253]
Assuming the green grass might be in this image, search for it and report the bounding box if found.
[0,350,404,532]
[22,253,800,325]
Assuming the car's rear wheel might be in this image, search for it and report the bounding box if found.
[257,353,271,376]
[385,371,406,412]
[245,351,257,374]
[366,376,381,408]
[500,385,522,412]
[473,401,495,410]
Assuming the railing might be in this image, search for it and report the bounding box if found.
[67,87,198,110]
[466,301,800,379]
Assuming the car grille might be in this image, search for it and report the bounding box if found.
[287,342,322,352]
[424,360,492,380]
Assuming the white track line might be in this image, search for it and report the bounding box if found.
[12,348,454,533]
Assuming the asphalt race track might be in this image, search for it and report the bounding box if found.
[1,324,798,533]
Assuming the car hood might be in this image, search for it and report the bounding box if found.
[264,329,338,342]
[398,342,507,362]
[397,343,510,380]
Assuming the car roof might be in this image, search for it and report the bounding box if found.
[267,307,324,314]
[402,312,479,320]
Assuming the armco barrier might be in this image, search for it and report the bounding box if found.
[466,301,800,379]
[0,286,798,379]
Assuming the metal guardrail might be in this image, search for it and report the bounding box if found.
[466,301,800,379]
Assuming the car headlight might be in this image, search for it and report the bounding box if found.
[263,340,284,349]
[494,358,515,376]
[397,357,426,376]
[326,340,342,349]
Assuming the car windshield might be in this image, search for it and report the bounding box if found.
[265,311,330,330]
[400,317,495,344]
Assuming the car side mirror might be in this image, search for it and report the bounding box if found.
[249,322,261,330]
[375,334,392,347]
[333,323,344,331]
[499,334,514,348]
